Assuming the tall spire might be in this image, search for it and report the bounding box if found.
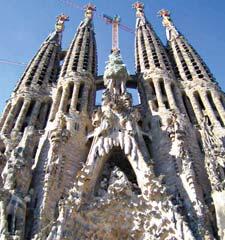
[133,2,173,73]
[14,14,68,91]
[60,3,97,77]
[0,15,68,135]
[158,9,179,41]
[159,9,214,82]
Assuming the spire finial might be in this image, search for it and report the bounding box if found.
[158,9,179,41]
[132,1,145,17]
[55,14,69,33]
[158,9,173,28]
[84,3,96,19]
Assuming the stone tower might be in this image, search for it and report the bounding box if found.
[0,2,225,240]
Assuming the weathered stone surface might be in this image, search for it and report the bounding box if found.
[0,2,225,240]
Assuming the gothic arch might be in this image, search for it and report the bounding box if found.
[93,147,141,196]
[81,138,152,201]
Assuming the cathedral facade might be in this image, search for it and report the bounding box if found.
[0,2,225,240]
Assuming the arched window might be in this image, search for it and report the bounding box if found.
[36,100,52,130]
[159,79,169,109]
[194,91,205,111]
[149,80,158,111]
[127,88,141,106]
[182,93,198,125]
[95,89,104,106]
[206,91,224,127]
[76,83,85,111]
[21,100,36,132]
[66,82,74,114]
[171,84,179,109]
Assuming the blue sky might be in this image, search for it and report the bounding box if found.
[0,0,225,112]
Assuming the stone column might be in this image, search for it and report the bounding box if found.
[143,81,156,111]
[200,91,219,125]
[1,101,20,134]
[49,88,62,121]
[211,92,225,125]
[189,93,203,124]
[59,85,69,113]
[29,101,42,126]
[153,79,164,108]
[14,99,31,132]
[70,83,80,113]
[0,102,11,130]
[82,85,90,113]
[164,82,177,110]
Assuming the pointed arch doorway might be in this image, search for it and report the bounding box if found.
[94,147,141,196]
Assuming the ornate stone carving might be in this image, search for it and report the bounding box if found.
[200,115,225,191]
[55,14,69,33]
[159,9,179,41]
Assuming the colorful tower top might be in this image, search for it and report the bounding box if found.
[84,3,96,19]
[132,1,145,18]
[55,13,69,33]
[158,9,179,41]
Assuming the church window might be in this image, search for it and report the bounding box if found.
[76,83,85,111]
[182,93,198,125]
[66,82,74,114]
[159,79,169,109]
[194,91,205,111]
[206,91,224,127]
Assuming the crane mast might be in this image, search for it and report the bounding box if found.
[103,14,121,52]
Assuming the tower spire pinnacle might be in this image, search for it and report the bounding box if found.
[84,3,96,19]
[55,13,69,33]
[132,1,145,18]
[158,9,179,41]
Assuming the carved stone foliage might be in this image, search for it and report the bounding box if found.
[46,113,70,174]
[200,115,225,192]
[0,127,36,238]
[38,52,200,240]
[40,162,199,240]
[90,51,145,164]
[2,127,36,194]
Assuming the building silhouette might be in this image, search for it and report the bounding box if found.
[0,2,225,240]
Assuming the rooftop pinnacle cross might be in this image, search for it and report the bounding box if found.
[132,1,145,17]
[55,13,69,33]
[158,9,179,41]
[84,3,96,19]
[158,9,173,28]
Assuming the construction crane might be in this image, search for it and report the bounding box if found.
[102,14,121,52]
[57,0,134,33]
[0,59,26,67]
[0,0,134,67]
